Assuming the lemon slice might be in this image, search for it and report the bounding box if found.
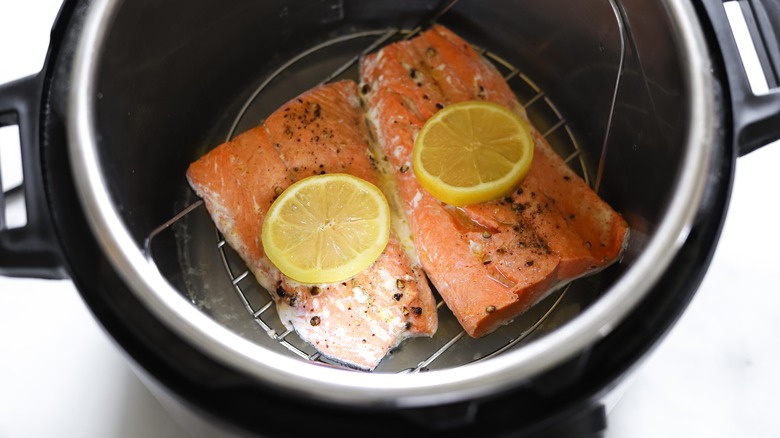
[412,101,534,206]
[261,173,391,284]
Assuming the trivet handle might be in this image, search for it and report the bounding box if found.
[0,74,68,279]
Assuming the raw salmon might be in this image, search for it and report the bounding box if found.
[360,26,629,337]
[187,80,437,370]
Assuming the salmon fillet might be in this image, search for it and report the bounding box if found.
[186,80,437,370]
[360,25,629,337]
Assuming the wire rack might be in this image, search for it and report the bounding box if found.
[145,0,627,373]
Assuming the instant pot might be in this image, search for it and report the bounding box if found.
[1,0,778,436]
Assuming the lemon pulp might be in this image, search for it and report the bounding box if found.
[412,101,534,206]
[261,173,391,284]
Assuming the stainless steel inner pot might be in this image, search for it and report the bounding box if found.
[67,0,714,407]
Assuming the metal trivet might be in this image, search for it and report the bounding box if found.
[145,0,627,373]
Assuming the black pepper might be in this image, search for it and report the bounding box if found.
[310,316,320,326]
[393,293,403,301]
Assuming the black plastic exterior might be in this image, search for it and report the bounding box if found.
[739,0,780,89]
[0,74,67,279]
[0,0,755,436]
[702,0,780,156]
[29,0,733,437]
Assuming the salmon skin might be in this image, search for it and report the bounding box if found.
[187,80,437,370]
[360,25,630,338]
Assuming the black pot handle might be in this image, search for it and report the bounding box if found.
[702,0,780,156]
[0,74,68,279]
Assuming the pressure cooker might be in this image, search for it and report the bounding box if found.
[1,0,778,436]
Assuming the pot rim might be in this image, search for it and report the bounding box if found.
[67,0,716,407]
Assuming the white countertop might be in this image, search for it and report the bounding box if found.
[1,2,778,437]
